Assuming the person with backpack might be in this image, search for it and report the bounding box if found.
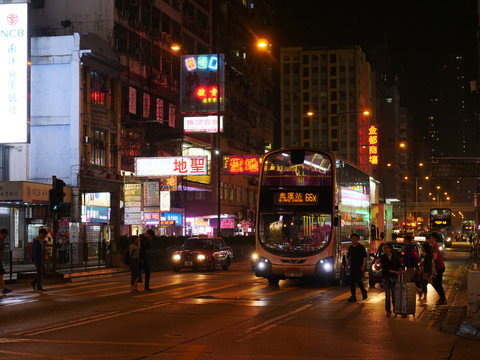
[129,235,141,294]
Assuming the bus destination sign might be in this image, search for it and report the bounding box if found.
[274,191,319,206]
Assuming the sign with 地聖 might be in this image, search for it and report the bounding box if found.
[135,157,208,177]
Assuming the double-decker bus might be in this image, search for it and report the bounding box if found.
[429,208,452,235]
[461,220,475,242]
[252,148,372,286]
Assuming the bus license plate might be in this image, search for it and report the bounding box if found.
[285,272,302,277]
[185,261,193,266]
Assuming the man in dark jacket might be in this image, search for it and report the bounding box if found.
[31,229,47,291]
[140,229,154,291]
[346,233,368,302]
[380,243,402,317]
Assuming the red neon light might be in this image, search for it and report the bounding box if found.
[196,87,207,98]
[225,156,261,174]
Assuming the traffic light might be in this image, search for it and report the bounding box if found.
[49,178,65,212]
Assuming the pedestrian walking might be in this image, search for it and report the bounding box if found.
[129,235,141,294]
[403,235,421,292]
[346,233,368,302]
[419,242,434,303]
[380,243,402,317]
[140,229,154,291]
[31,229,47,291]
[0,229,12,294]
[429,233,447,305]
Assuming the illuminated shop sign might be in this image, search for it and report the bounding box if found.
[221,218,235,229]
[164,212,182,226]
[184,115,224,133]
[223,155,261,175]
[368,125,379,165]
[143,212,160,225]
[135,157,208,176]
[160,220,175,226]
[81,205,109,223]
[180,54,225,114]
[273,192,319,206]
[0,2,28,143]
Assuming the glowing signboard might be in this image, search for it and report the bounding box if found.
[223,155,261,175]
[184,115,224,133]
[180,54,225,114]
[143,212,160,225]
[135,157,208,177]
[273,192,319,206]
[0,2,29,143]
[368,125,379,165]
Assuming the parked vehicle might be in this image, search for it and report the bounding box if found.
[172,237,233,272]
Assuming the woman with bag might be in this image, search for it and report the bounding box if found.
[380,243,402,317]
[129,235,141,294]
[419,242,435,303]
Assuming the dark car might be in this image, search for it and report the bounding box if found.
[172,237,233,272]
[368,241,422,288]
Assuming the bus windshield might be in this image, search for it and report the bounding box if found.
[259,212,332,256]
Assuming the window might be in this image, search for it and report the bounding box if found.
[92,130,107,167]
[90,71,107,106]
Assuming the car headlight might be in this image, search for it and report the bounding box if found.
[197,254,206,261]
[439,246,443,251]
[173,254,181,261]
[251,252,259,262]
[323,262,333,272]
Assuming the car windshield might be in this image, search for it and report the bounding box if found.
[377,243,408,258]
[181,238,214,250]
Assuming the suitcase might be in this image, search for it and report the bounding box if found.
[394,276,416,316]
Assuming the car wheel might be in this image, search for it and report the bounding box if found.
[209,258,216,272]
[222,257,231,270]
[267,277,279,287]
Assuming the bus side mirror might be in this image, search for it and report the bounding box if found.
[334,217,339,227]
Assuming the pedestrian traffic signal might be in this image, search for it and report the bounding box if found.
[49,178,65,211]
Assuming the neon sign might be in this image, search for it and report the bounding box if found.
[184,115,224,133]
[180,54,225,114]
[368,125,379,165]
[223,155,261,175]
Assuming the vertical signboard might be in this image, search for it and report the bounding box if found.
[124,183,142,225]
[180,54,225,114]
[0,2,29,143]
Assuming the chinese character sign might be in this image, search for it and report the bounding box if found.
[223,155,262,175]
[368,125,379,165]
[180,54,225,114]
[184,115,224,133]
[0,3,28,143]
[135,157,208,176]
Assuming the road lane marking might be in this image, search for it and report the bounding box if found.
[287,287,333,302]
[135,283,209,298]
[97,281,184,298]
[171,283,238,299]
[15,301,172,336]
[331,291,351,301]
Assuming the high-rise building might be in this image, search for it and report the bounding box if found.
[280,46,376,174]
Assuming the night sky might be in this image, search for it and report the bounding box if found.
[274,0,478,133]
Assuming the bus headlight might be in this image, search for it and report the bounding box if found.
[323,262,333,272]
[316,257,334,274]
[197,254,206,261]
[173,254,181,261]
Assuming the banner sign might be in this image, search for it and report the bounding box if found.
[0,2,29,143]
[184,115,223,133]
[135,157,208,176]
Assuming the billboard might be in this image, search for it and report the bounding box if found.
[184,115,223,133]
[180,54,225,114]
[135,157,208,177]
[0,2,29,143]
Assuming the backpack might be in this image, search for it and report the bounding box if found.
[124,249,131,265]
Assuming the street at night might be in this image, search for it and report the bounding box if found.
[0,246,478,359]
